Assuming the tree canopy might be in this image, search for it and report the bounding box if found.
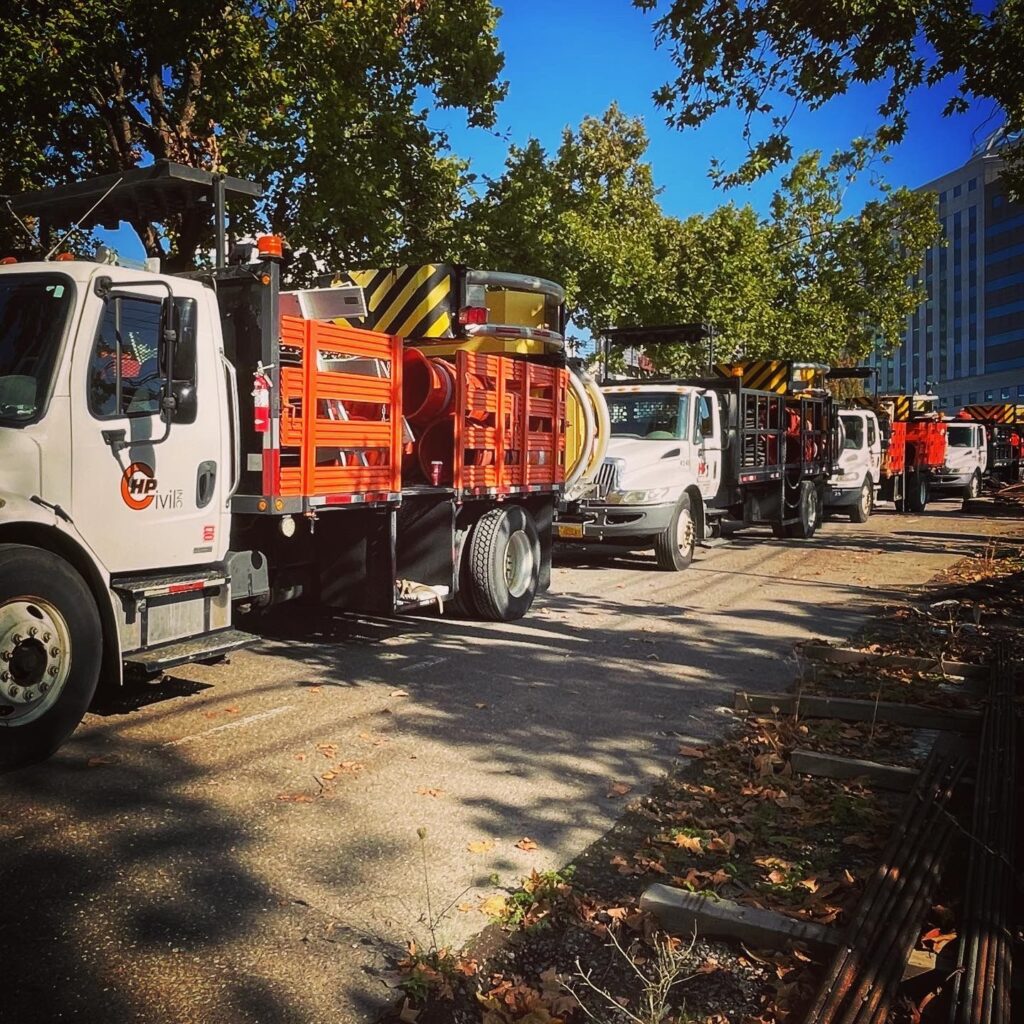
[0,0,505,271]
[458,108,939,369]
[635,0,1024,190]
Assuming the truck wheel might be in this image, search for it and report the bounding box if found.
[964,471,981,500]
[849,479,873,523]
[654,495,695,571]
[784,481,819,539]
[0,545,102,770]
[906,472,929,513]
[466,506,541,621]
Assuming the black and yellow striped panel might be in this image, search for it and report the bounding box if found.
[849,395,874,409]
[962,403,1024,424]
[714,359,789,394]
[333,265,455,339]
[878,394,911,421]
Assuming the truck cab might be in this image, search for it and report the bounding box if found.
[555,384,721,570]
[932,421,988,498]
[827,410,881,522]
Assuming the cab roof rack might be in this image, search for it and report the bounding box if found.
[9,160,261,269]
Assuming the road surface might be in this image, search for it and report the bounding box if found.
[0,500,1012,1023]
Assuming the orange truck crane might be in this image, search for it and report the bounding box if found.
[0,162,604,767]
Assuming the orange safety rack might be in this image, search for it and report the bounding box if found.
[274,316,402,506]
[905,419,948,470]
[450,350,567,496]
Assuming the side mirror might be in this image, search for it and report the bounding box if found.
[159,297,198,424]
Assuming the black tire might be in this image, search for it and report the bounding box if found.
[0,545,102,770]
[849,478,874,523]
[654,495,696,571]
[784,481,819,539]
[905,471,929,513]
[466,506,541,621]
[963,471,982,500]
[770,522,787,539]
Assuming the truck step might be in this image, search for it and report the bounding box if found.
[124,628,256,673]
[112,568,227,599]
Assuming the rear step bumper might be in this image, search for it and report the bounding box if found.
[124,628,256,673]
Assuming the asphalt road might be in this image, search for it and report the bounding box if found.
[0,499,1013,1024]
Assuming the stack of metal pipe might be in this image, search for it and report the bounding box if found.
[948,641,1017,1024]
[804,745,967,1024]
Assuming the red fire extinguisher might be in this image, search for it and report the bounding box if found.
[252,362,273,434]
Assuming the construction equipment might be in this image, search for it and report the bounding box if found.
[953,403,1024,486]
[555,326,836,569]
[0,162,577,767]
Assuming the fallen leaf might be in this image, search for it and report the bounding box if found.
[321,770,338,781]
[921,927,957,953]
[339,761,365,773]
[677,744,707,759]
[456,903,475,913]
[514,837,538,852]
[416,787,444,798]
[276,793,315,803]
[479,894,507,917]
[706,831,736,854]
[474,702,488,709]
[467,839,496,854]
[86,755,121,767]
[398,998,419,1022]
[293,753,307,762]
[842,833,877,850]
[607,781,632,798]
[673,833,703,854]
[390,689,410,698]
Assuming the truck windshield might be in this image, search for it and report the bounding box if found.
[607,393,689,440]
[841,414,865,450]
[947,426,974,447]
[0,274,74,424]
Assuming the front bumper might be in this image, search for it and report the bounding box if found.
[931,471,973,489]
[555,501,676,541]
[827,485,861,508]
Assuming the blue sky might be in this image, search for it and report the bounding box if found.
[434,1,1003,217]
[102,0,1003,258]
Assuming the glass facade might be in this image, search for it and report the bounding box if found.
[889,147,1024,408]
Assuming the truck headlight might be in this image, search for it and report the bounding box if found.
[606,487,674,505]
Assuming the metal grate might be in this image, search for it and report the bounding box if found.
[594,457,624,497]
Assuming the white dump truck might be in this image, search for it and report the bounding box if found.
[555,325,836,569]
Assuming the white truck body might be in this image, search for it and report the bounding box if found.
[826,410,881,521]
[932,422,988,496]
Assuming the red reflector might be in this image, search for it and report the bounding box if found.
[0,256,17,265]
[458,306,488,326]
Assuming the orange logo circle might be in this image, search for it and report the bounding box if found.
[121,462,156,510]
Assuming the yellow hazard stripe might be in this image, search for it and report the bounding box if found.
[393,276,451,339]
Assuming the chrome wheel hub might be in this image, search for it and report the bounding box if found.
[504,531,535,598]
[0,599,72,726]
[676,508,695,552]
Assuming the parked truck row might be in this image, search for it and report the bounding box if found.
[0,163,1016,768]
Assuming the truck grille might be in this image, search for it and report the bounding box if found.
[595,457,625,497]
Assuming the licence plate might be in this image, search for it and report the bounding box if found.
[555,522,585,539]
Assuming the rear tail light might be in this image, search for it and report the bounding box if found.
[458,306,488,326]
[0,256,16,265]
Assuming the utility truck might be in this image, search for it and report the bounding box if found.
[949,403,1023,488]
[825,407,882,522]
[554,325,835,569]
[932,419,988,498]
[0,162,605,768]
[829,372,948,514]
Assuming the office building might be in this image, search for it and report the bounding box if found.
[873,131,1024,410]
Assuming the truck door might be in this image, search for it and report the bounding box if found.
[866,414,881,481]
[695,391,722,500]
[70,285,230,575]
[975,425,988,473]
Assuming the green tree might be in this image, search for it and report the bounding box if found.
[635,0,1024,189]
[0,0,505,272]
[458,104,676,342]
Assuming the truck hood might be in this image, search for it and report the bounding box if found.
[0,429,42,500]
[943,447,982,471]
[606,435,688,490]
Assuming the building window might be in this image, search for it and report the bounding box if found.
[969,178,977,191]
[939,191,947,204]
[953,394,962,405]
[993,194,1006,208]
[969,392,978,403]
[1001,387,1012,399]
[953,184,962,198]
[1018,385,1024,398]
[985,390,994,401]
